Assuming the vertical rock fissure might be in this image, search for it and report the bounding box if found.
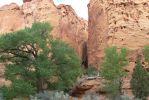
[81,42,88,69]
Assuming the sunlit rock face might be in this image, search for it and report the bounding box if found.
[88,0,149,96]
[57,4,88,56]
[0,0,88,57]
[88,0,108,67]
[88,0,149,66]
[106,0,149,50]
[0,3,25,34]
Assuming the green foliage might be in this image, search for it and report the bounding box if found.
[85,67,98,76]
[49,40,83,91]
[131,58,149,100]
[0,22,83,99]
[101,46,128,97]
[144,46,149,63]
[2,80,35,100]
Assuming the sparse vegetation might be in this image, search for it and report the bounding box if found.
[0,22,83,99]
[131,57,149,100]
[101,46,128,98]
[85,67,98,76]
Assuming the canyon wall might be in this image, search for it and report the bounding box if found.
[0,0,88,57]
[88,0,149,72]
[88,0,108,67]
[88,0,149,96]
[1,0,149,97]
[88,0,149,67]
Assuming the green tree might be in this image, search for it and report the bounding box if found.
[49,39,83,92]
[0,22,83,99]
[144,46,149,64]
[101,46,128,98]
[131,58,149,100]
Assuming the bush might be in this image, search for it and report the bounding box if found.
[30,91,75,100]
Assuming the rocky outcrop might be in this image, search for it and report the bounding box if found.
[70,77,104,97]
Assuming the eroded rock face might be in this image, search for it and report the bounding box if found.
[0,3,25,34]
[88,0,149,96]
[88,0,149,66]
[107,0,149,50]
[0,0,88,56]
[88,0,108,67]
[57,4,88,56]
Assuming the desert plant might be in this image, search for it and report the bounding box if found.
[101,46,128,98]
[0,22,83,99]
[30,91,75,100]
[131,58,149,100]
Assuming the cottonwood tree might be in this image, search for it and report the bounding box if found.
[101,46,128,98]
[0,22,83,99]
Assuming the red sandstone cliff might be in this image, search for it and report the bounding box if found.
[88,0,108,67]
[88,0,149,96]
[88,0,149,67]
[1,0,149,97]
[0,0,88,57]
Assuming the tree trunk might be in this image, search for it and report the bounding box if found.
[119,79,122,95]
[36,77,44,93]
